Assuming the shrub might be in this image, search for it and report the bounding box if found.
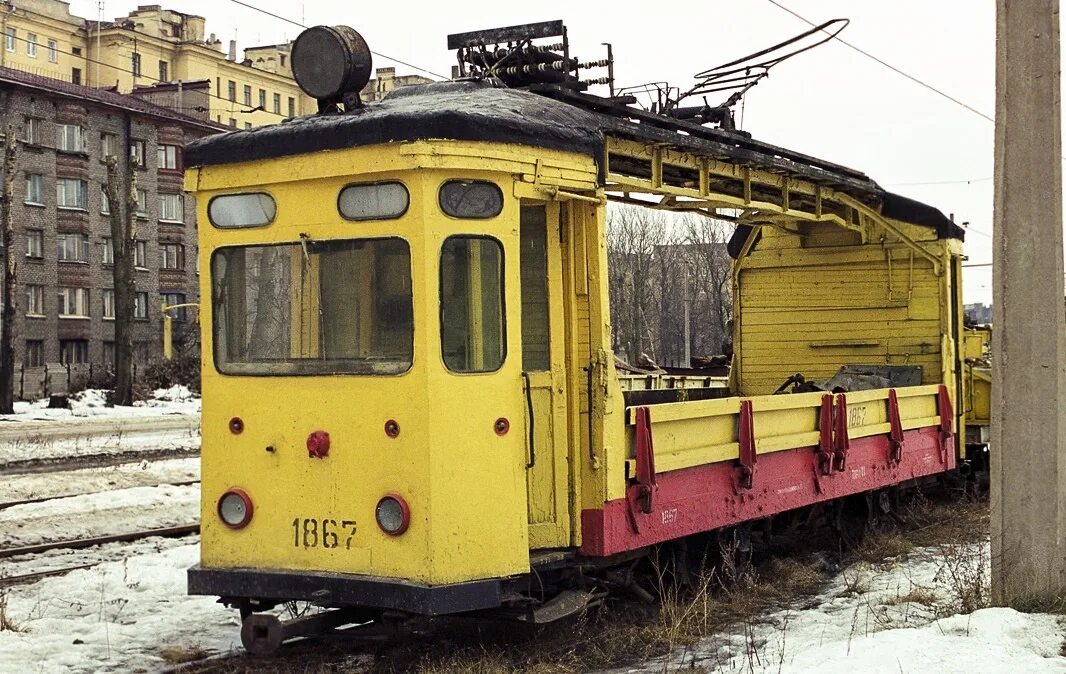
[139,352,201,394]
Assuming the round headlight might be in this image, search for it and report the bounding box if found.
[218,489,253,529]
[291,25,373,102]
[375,494,410,536]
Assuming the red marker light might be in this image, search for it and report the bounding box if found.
[494,418,510,435]
[229,417,244,434]
[384,420,400,438]
[307,431,330,458]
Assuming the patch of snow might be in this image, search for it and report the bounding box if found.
[0,387,201,423]
[0,483,199,548]
[0,544,240,674]
[618,542,1066,673]
[3,458,199,504]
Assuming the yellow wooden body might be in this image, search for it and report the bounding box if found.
[730,216,965,456]
[191,130,965,590]
[191,140,630,585]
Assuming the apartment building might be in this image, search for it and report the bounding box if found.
[0,66,221,371]
[0,1,314,128]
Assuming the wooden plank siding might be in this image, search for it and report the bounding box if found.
[736,223,946,396]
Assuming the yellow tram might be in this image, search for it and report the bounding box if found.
[186,22,967,651]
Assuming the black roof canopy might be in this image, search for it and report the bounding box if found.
[185,79,962,242]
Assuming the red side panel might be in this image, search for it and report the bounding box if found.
[580,426,953,557]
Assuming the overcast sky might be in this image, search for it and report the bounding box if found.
[70,1,998,302]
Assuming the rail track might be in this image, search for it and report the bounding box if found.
[0,446,200,476]
[0,478,201,510]
[0,524,201,587]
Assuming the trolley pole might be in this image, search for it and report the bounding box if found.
[992,0,1066,603]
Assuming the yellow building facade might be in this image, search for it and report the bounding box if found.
[0,1,314,127]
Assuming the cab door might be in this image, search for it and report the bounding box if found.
[520,203,571,549]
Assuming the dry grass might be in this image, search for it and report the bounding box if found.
[884,589,939,607]
[0,590,21,633]
[161,645,211,664]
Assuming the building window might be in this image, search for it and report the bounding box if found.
[288,96,295,118]
[273,93,281,114]
[25,340,44,367]
[162,292,187,321]
[134,291,148,319]
[244,122,252,130]
[4,28,14,52]
[227,80,236,101]
[134,239,147,267]
[159,194,183,222]
[100,187,110,214]
[131,52,141,77]
[56,178,88,210]
[130,140,146,167]
[157,144,179,170]
[47,39,57,63]
[59,339,89,364]
[243,84,252,106]
[71,46,81,56]
[56,125,86,153]
[57,288,89,317]
[161,243,184,269]
[101,132,117,159]
[25,284,44,315]
[228,118,236,128]
[57,233,89,262]
[26,33,36,58]
[259,89,266,108]
[103,341,115,368]
[23,117,41,145]
[24,173,43,205]
[135,188,148,216]
[102,288,115,318]
[71,68,81,85]
[25,229,43,258]
[102,237,113,264]
[158,60,168,81]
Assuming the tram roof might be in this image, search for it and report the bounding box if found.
[186,79,963,241]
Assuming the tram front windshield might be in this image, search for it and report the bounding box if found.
[211,238,413,375]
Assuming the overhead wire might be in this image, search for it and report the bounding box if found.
[885,176,992,187]
[226,0,449,81]
[760,3,999,241]
[764,0,994,123]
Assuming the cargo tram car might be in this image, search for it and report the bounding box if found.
[185,22,968,653]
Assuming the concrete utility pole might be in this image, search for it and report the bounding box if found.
[991,0,1066,603]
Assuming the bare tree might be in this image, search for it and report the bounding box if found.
[606,205,733,368]
[104,141,138,406]
[0,124,18,413]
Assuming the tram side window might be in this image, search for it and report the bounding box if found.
[211,237,413,375]
[440,236,505,373]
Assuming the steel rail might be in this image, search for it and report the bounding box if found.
[0,446,199,476]
[0,524,200,559]
[0,479,201,510]
[0,563,97,588]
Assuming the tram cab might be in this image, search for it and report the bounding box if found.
[188,86,617,612]
[188,24,965,644]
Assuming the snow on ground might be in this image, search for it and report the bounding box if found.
[0,387,201,422]
[0,483,199,549]
[0,388,201,467]
[3,458,199,504]
[0,542,241,674]
[621,542,1066,673]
